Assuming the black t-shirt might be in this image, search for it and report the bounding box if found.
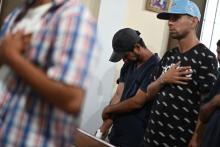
[109,54,160,147]
[144,44,218,147]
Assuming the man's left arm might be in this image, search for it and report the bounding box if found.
[102,89,148,119]
[189,53,218,147]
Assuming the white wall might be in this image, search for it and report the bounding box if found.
[79,0,128,134]
[81,0,101,19]
[123,0,169,56]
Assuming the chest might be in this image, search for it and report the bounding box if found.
[161,50,205,78]
[8,11,61,69]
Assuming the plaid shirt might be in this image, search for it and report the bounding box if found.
[0,0,100,146]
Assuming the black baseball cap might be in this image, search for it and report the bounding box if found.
[109,28,141,62]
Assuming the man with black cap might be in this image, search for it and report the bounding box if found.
[143,0,217,146]
[99,27,194,147]
[97,28,160,147]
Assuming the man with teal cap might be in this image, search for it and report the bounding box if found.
[144,0,217,146]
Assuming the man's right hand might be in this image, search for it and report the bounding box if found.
[102,105,112,120]
[0,30,31,65]
[160,61,193,85]
[99,119,113,139]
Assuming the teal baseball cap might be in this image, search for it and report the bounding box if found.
[157,0,201,21]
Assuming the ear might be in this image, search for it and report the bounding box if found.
[191,17,199,28]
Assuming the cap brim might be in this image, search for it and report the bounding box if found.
[109,51,125,62]
[157,12,183,20]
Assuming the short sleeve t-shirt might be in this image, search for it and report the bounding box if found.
[144,43,218,147]
[109,54,160,146]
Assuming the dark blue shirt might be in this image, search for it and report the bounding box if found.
[201,68,220,147]
[109,54,160,147]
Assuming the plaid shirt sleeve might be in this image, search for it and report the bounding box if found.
[47,4,100,89]
[0,8,20,38]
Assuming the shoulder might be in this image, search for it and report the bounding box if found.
[0,7,22,37]
[142,54,160,70]
[196,43,216,60]
[162,47,178,59]
[151,53,160,63]
[4,8,21,22]
[57,1,96,24]
[159,48,178,65]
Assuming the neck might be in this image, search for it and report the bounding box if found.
[137,48,154,66]
[178,31,199,53]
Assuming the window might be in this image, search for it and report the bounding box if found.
[200,0,220,54]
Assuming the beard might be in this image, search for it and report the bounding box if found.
[170,30,188,40]
[124,54,139,63]
[133,54,142,63]
[170,32,187,40]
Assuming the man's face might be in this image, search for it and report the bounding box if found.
[122,51,138,63]
[122,47,140,62]
[217,46,220,64]
[168,14,197,40]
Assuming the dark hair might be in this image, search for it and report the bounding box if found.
[138,38,146,48]
[217,40,220,47]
